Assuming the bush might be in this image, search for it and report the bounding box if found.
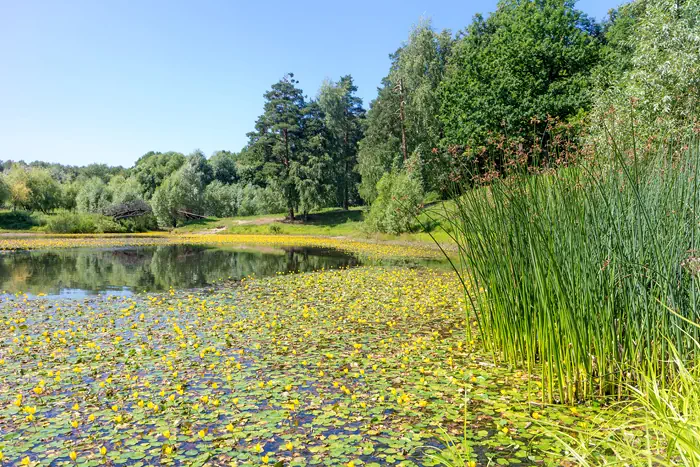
[589,0,700,148]
[44,212,126,234]
[364,165,424,234]
[203,181,240,218]
[0,210,42,230]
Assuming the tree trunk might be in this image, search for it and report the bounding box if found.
[343,129,349,210]
[288,206,295,221]
[398,78,408,162]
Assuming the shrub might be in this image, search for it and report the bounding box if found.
[203,181,240,218]
[44,212,126,234]
[365,166,424,235]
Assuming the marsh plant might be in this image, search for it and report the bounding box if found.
[432,134,700,404]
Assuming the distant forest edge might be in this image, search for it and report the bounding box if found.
[0,0,698,233]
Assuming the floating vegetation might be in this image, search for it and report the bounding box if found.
[0,234,443,262]
[0,266,606,466]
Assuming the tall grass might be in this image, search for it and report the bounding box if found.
[434,139,700,403]
[546,343,700,465]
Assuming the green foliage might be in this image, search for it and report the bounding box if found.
[203,180,239,218]
[186,150,214,185]
[209,150,239,184]
[358,20,452,201]
[244,74,336,219]
[0,174,9,206]
[76,177,112,213]
[589,0,700,146]
[4,166,62,213]
[439,0,600,153]
[44,212,126,234]
[0,210,42,230]
[132,151,186,199]
[294,101,334,216]
[318,75,365,209]
[108,175,144,205]
[151,164,205,228]
[438,139,700,403]
[364,160,424,234]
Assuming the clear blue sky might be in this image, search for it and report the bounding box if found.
[0,0,616,168]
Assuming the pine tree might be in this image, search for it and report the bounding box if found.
[318,75,365,209]
[246,74,306,220]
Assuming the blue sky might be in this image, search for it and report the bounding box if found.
[0,0,616,167]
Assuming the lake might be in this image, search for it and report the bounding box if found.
[0,244,361,298]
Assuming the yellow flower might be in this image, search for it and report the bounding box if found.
[72,403,79,410]
[21,456,31,465]
[253,443,263,453]
[347,461,355,467]
[468,462,477,467]
[285,441,293,450]
[226,423,234,432]
[198,428,207,438]
[99,446,107,456]
[164,445,173,455]
[163,430,172,439]
[69,451,77,461]
[261,454,269,464]
[71,420,79,428]
[532,411,542,420]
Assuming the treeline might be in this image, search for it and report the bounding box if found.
[0,0,697,232]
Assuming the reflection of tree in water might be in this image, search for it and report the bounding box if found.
[0,245,360,295]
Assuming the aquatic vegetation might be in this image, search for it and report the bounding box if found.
[0,266,603,465]
[0,234,443,261]
[436,142,700,403]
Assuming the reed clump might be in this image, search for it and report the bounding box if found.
[438,138,700,404]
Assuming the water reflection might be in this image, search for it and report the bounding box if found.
[0,244,360,298]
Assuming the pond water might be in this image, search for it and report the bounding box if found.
[0,244,360,298]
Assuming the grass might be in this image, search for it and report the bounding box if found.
[173,206,455,245]
[432,138,700,405]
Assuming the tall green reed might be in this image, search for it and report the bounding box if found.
[431,138,700,403]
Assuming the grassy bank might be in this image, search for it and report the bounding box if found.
[1,206,454,245]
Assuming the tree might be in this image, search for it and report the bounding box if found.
[108,175,144,205]
[439,0,601,157]
[245,74,306,220]
[0,174,9,206]
[132,151,186,199]
[318,75,365,209]
[294,101,334,217]
[357,20,452,202]
[364,156,424,234]
[4,166,62,213]
[76,177,112,213]
[151,164,205,228]
[589,0,700,145]
[209,150,239,185]
[186,150,214,185]
[203,181,240,217]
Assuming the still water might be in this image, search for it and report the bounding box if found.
[0,244,360,298]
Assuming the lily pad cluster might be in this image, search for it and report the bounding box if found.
[0,266,605,466]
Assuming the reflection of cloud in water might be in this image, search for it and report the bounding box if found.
[0,245,361,298]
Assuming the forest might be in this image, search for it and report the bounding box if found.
[0,0,696,234]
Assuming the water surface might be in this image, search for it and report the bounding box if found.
[0,244,360,298]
